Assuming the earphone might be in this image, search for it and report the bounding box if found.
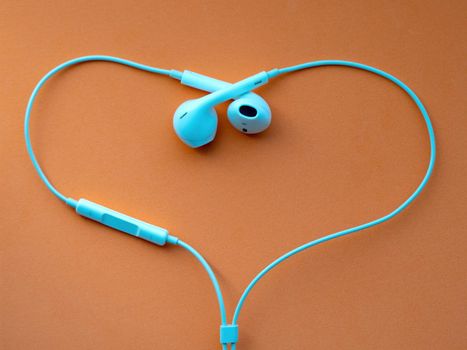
[179,70,272,135]
[24,55,436,349]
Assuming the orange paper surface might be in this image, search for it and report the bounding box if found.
[1,1,466,349]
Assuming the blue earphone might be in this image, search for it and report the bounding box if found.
[24,56,436,349]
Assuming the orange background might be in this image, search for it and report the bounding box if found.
[1,1,466,349]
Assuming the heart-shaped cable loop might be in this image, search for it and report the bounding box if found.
[24,56,436,349]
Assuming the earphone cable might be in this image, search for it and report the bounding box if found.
[24,55,176,204]
[24,57,436,349]
[23,55,229,337]
[177,240,228,325]
[232,60,436,325]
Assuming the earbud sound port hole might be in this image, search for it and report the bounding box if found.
[239,105,257,117]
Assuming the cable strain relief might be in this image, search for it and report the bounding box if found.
[267,68,280,79]
[167,234,179,245]
[169,69,183,80]
[66,197,78,209]
[220,324,238,345]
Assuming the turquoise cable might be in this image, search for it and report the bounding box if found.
[24,55,229,345]
[24,55,173,204]
[24,57,436,348]
[232,60,436,325]
[24,55,228,344]
[177,240,228,326]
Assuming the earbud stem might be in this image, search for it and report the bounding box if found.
[198,71,269,107]
[181,70,230,92]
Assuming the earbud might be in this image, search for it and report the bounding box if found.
[227,94,271,134]
[174,71,271,147]
[173,99,218,148]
